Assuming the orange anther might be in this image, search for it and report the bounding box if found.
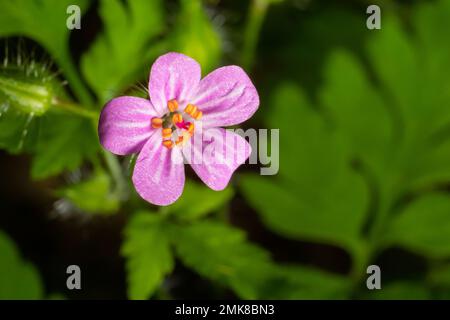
[172,113,183,124]
[189,105,198,116]
[184,104,194,114]
[187,123,195,134]
[151,117,163,128]
[162,140,173,149]
[167,99,178,112]
[162,128,172,138]
[193,110,202,120]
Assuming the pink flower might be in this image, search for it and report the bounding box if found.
[98,52,259,205]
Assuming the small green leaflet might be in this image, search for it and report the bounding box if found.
[121,213,174,300]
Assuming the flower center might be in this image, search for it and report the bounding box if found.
[150,99,203,149]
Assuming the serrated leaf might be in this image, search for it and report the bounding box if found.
[122,212,174,300]
[240,1,450,263]
[31,114,98,179]
[81,0,165,103]
[0,231,43,299]
[320,2,450,249]
[0,110,99,178]
[320,50,393,173]
[240,83,369,250]
[240,172,367,250]
[387,193,450,258]
[58,170,120,214]
[367,16,420,135]
[413,0,450,134]
[170,221,272,299]
[364,2,450,184]
[167,181,233,221]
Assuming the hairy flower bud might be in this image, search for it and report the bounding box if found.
[0,64,58,116]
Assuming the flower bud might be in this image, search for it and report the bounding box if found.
[0,65,57,116]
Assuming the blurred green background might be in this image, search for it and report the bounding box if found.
[1,0,450,300]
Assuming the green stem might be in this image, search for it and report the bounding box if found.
[52,98,98,120]
[349,241,370,289]
[368,171,401,245]
[102,149,129,200]
[55,50,94,106]
[348,178,398,295]
[369,204,390,245]
[56,50,128,200]
[241,0,270,70]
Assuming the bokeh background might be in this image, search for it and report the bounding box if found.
[1,0,450,299]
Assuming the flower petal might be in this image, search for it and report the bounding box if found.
[148,52,201,115]
[132,131,185,206]
[99,96,157,155]
[191,66,259,128]
[183,128,251,190]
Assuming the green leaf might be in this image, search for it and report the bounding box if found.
[31,114,98,179]
[387,193,450,258]
[266,265,350,299]
[0,231,43,299]
[237,5,450,298]
[57,170,120,214]
[318,3,450,250]
[240,172,367,250]
[167,181,233,221]
[367,15,420,137]
[170,0,221,73]
[0,0,88,57]
[0,0,92,103]
[170,221,272,299]
[0,107,99,178]
[122,212,174,300]
[428,264,450,288]
[428,264,450,297]
[407,138,450,191]
[320,50,393,173]
[240,83,369,250]
[81,0,165,103]
[413,0,450,134]
[364,5,450,190]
